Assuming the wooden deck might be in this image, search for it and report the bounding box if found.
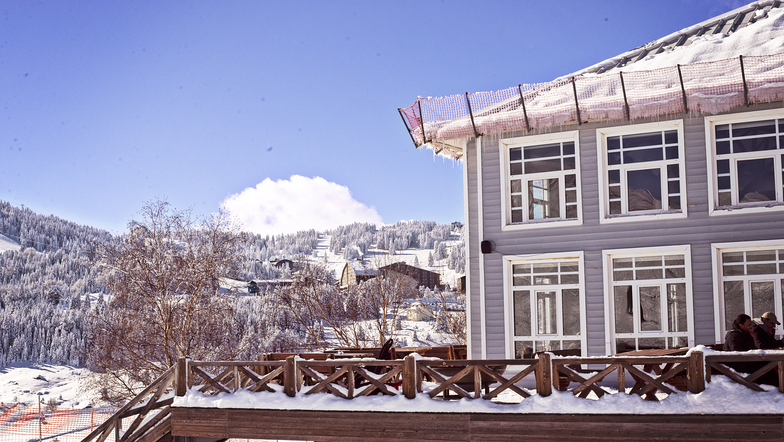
[170,408,784,441]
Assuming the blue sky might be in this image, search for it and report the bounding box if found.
[1,0,746,235]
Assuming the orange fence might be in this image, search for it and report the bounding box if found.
[0,403,116,442]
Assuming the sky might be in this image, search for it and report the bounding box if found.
[0,0,749,236]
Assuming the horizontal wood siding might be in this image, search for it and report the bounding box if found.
[470,102,784,358]
[171,408,784,441]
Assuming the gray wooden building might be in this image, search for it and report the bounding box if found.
[400,2,784,359]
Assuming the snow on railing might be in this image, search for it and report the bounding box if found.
[399,53,784,158]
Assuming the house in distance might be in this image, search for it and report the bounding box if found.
[400,2,784,359]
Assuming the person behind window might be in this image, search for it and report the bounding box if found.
[724,313,755,351]
[751,311,784,349]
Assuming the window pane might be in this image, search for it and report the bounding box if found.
[511,210,523,223]
[610,201,622,215]
[608,169,620,183]
[639,286,661,331]
[510,179,522,193]
[751,281,774,319]
[665,146,678,160]
[513,275,531,286]
[667,180,680,194]
[733,136,777,153]
[562,289,581,336]
[608,152,621,165]
[565,189,577,203]
[607,136,620,151]
[537,291,557,334]
[510,148,522,161]
[723,252,744,263]
[623,148,663,164]
[637,256,662,267]
[747,250,776,261]
[667,283,687,332]
[748,264,777,275]
[528,179,560,219]
[563,157,575,170]
[718,191,732,206]
[614,286,634,333]
[623,132,662,148]
[723,280,744,332]
[515,341,534,359]
[561,273,579,284]
[716,124,730,139]
[563,142,575,155]
[613,257,633,269]
[665,266,685,278]
[524,143,561,159]
[511,195,522,208]
[716,140,731,155]
[562,340,580,351]
[668,196,681,210]
[536,340,561,352]
[732,119,776,137]
[513,290,531,337]
[638,337,666,350]
[565,174,576,188]
[665,256,685,266]
[513,264,530,274]
[510,163,522,175]
[627,169,662,211]
[525,159,562,174]
[738,158,776,202]
[664,130,678,145]
[566,205,577,219]
[533,263,558,273]
[716,159,730,174]
[616,338,635,353]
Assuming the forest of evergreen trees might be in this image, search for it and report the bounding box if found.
[0,200,464,367]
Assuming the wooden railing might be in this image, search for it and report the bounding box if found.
[552,352,704,401]
[81,366,176,442]
[83,350,784,442]
[705,352,784,393]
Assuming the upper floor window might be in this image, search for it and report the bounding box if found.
[706,110,784,214]
[597,121,686,223]
[501,132,582,230]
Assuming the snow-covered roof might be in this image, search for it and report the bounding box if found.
[399,1,784,158]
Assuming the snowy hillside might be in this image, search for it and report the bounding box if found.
[0,233,19,252]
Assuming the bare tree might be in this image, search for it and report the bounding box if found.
[357,259,417,345]
[274,259,369,349]
[85,200,246,402]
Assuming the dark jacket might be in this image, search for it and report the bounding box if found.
[724,325,755,351]
[751,323,784,349]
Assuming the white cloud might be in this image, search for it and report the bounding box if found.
[221,175,383,236]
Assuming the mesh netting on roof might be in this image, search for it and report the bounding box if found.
[399,53,784,159]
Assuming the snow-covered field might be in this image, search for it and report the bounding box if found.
[0,362,88,408]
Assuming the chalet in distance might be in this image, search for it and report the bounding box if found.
[400,2,784,359]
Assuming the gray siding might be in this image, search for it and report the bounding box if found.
[465,102,784,358]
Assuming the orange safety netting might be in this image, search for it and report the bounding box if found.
[399,53,784,157]
[0,403,116,442]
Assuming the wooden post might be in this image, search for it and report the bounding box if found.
[402,355,417,399]
[687,351,705,394]
[778,361,784,394]
[284,356,297,397]
[256,354,267,377]
[175,357,187,397]
[536,353,552,397]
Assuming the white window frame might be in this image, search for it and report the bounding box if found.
[711,238,784,343]
[502,251,587,358]
[500,131,582,231]
[602,245,695,355]
[705,109,784,216]
[597,120,687,224]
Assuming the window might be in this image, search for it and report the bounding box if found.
[706,110,784,214]
[500,132,581,229]
[504,253,586,358]
[712,240,784,342]
[603,246,694,354]
[597,121,686,222]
